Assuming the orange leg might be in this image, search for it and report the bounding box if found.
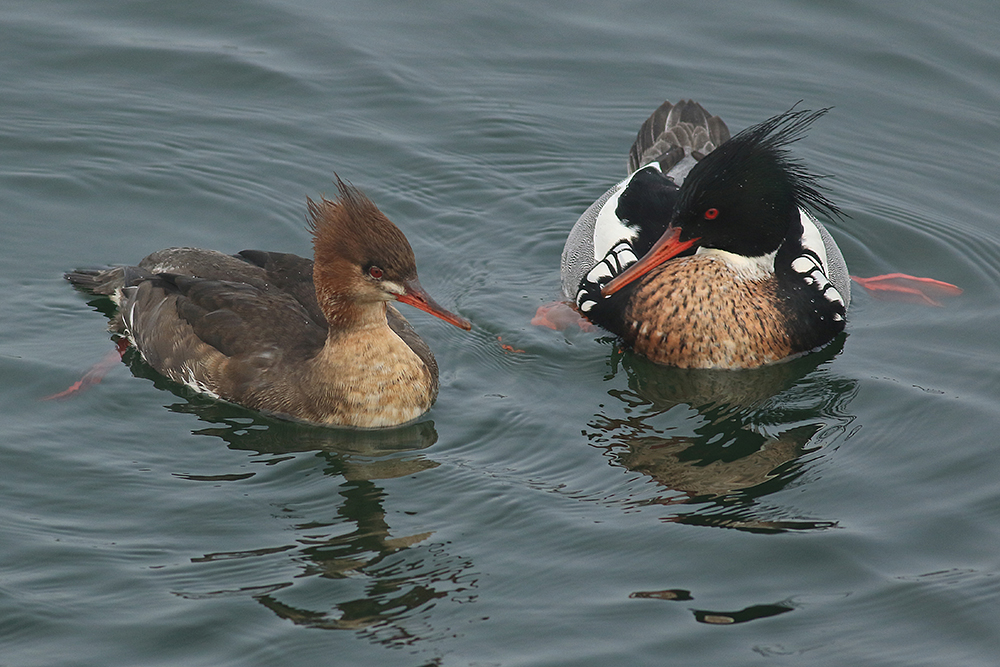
[44,338,130,400]
[852,273,962,307]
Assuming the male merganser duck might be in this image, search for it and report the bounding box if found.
[560,100,851,369]
[65,179,471,428]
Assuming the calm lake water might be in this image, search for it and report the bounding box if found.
[3,0,1000,665]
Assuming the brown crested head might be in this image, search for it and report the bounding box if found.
[308,177,471,331]
[309,177,417,304]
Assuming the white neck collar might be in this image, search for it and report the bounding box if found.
[696,247,777,281]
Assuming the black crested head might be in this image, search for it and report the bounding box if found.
[672,106,843,258]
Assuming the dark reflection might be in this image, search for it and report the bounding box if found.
[589,334,857,532]
[630,588,694,601]
[120,349,476,645]
[693,603,794,625]
[630,587,796,625]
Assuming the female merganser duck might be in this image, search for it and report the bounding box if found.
[560,100,851,369]
[66,179,471,428]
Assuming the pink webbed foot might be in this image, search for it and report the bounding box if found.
[531,301,598,332]
[44,338,130,400]
[852,273,962,307]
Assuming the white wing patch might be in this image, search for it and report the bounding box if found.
[591,164,663,263]
[591,181,634,263]
[793,209,845,307]
[798,209,829,270]
[179,365,222,399]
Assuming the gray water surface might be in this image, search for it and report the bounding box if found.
[3,1,1000,665]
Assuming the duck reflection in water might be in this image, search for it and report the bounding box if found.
[145,371,477,642]
[587,335,857,533]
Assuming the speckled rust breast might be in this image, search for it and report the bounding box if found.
[621,254,794,369]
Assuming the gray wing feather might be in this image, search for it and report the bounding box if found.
[628,99,731,175]
[560,184,620,300]
[813,218,851,310]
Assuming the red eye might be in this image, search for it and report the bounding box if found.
[704,208,719,220]
[368,266,383,279]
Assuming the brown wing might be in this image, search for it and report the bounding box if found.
[120,272,328,401]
